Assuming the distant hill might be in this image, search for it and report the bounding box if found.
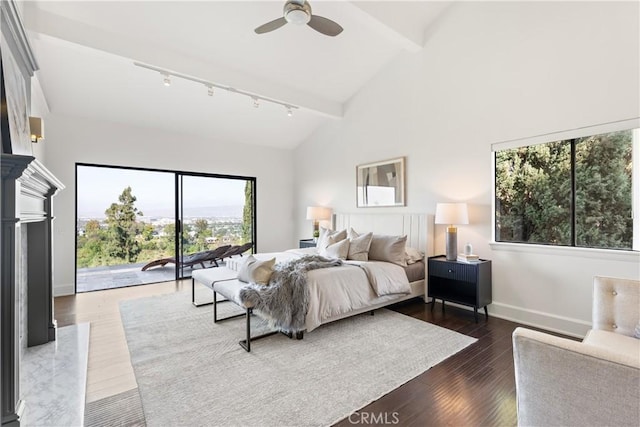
[79,205,243,219]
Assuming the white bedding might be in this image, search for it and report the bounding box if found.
[226,249,419,332]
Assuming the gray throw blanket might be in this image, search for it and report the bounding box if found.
[238,255,342,333]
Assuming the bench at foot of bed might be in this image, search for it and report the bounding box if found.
[195,272,304,352]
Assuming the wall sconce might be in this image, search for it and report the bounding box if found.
[306,206,332,238]
[29,117,44,143]
[435,202,469,261]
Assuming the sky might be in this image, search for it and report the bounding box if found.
[77,166,247,218]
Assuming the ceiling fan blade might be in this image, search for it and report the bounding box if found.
[255,17,287,34]
[307,15,343,37]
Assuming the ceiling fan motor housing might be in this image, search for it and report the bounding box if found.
[284,1,311,25]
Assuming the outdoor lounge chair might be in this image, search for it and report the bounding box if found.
[214,242,254,265]
[141,244,231,271]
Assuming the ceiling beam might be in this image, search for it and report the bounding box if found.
[346,2,425,53]
[23,5,343,119]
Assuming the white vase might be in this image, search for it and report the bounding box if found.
[464,242,473,255]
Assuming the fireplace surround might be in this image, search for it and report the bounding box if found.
[1,154,64,426]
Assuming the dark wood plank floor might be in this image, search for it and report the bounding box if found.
[333,300,522,427]
[55,282,562,426]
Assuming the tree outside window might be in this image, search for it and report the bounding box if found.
[495,130,634,250]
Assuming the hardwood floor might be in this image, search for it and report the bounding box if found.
[55,280,190,403]
[335,301,522,426]
[55,281,550,426]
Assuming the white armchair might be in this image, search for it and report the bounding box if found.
[512,276,640,427]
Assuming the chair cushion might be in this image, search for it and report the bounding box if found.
[213,279,253,308]
[192,267,237,290]
[583,329,640,362]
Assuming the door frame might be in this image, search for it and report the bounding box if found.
[74,162,257,293]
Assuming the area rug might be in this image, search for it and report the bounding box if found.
[120,292,476,427]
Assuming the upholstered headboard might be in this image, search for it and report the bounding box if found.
[334,213,434,257]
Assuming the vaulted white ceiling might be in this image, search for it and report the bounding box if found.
[23,1,451,149]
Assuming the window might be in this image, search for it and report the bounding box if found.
[494,127,638,250]
[75,164,256,292]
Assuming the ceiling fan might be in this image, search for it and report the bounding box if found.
[254,0,344,37]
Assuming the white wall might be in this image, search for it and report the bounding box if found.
[45,114,295,296]
[29,75,48,163]
[293,1,640,336]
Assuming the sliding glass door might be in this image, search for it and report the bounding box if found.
[177,174,255,279]
[75,164,256,292]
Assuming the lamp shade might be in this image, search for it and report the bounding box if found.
[306,206,332,220]
[434,203,469,225]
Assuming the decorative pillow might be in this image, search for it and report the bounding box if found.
[368,234,408,267]
[347,231,373,261]
[237,255,275,285]
[321,237,350,260]
[405,247,424,265]
[347,227,361,240]
[317,227,347,252]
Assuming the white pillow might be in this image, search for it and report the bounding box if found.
[317,227,347,252]
[368,234,408,267]
[321,237,350,260]
[237,255,275,285]
[405,247,424,265]
[347,230,373,261]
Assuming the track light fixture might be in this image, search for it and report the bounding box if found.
[136,62,299,117]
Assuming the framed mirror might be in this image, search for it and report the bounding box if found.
[356,157,405,207]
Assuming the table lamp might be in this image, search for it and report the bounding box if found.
[435,202,469,261]
[306,206,332,238]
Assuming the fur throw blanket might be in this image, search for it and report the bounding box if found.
[238,255,342,333]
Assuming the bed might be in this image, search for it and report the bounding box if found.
[226,213,434,333]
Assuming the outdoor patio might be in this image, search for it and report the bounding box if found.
[76,262,211,292]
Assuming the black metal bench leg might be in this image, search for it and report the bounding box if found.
[246,308,251,352]
[238,308,252,352]
[192,278,214,307]
[484,306,489,320]
[213,290,217,322]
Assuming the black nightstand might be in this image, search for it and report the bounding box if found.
[299,239,316,248]
[427,255,492,322]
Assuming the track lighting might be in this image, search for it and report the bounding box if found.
[136,62,299,116]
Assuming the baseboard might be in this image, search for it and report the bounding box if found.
[489,302,590,339]
[54,283,75,297]
[430,299,590,338]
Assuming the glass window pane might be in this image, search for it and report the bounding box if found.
[575,131,633,249]
[495,142,572,245]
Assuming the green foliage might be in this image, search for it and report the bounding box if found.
[104,186,144,263]
[495,130,633,249]
[76,219,107,268]
[77,179,257,269]
[575,132,632,249]
[190,219,211,252]
[242,181,253,243]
